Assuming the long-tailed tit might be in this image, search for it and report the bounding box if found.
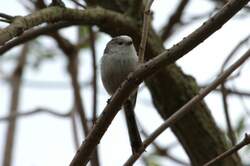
[100,35,142,154]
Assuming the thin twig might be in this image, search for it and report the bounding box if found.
[89,27,98,123]
[88,27,100,166]
[231,84,250,116]
[138,120,189,165]
[124,47,250,165]
[161,0,189,41]
[200,85,250,98]
[221,84,237,145]
[71,0,86,9]
[138,0,154,63]
[203,133,250,166]
[0,108,71,122]
[0,13,14,20]
[0,19,11,23]
[217,35,250,146]
[221,34,250,70]
[67,50,95,165]
[68,56,90,135]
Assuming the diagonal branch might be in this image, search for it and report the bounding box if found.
[124,43,250,166]
[161,0,189,41]
[204,133,250,166]
[138,120,189,165]
[221,34,250,70]
[0,2,248,165]
[200,85,250,97]
[0,13,14,20]
[69,1,249,165]
[71,0,86,9]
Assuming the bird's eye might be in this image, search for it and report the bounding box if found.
[118,42,123,45]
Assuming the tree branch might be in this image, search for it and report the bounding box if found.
[0,108,71,122]
[88,27,98,123]
[71,0,86,9]
[69,1,249,165]
[138,0,154,63]
[0,21,73,54]
[138,120,189,165]
[50,32,90,135]
[221,34,250,70]
[200,85,250,98]
[50,31,100,166]
[161,0,189,41]
[124,43,250,166]
[204,133,250,166]
[2,44,28,166]
[0,7,138,46]
[0,12,14,20]
[0,2,248,165]
[221,84,237,145]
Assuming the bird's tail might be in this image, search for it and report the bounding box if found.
[123,92,142,154]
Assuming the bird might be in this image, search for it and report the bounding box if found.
[100,35,142,154]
